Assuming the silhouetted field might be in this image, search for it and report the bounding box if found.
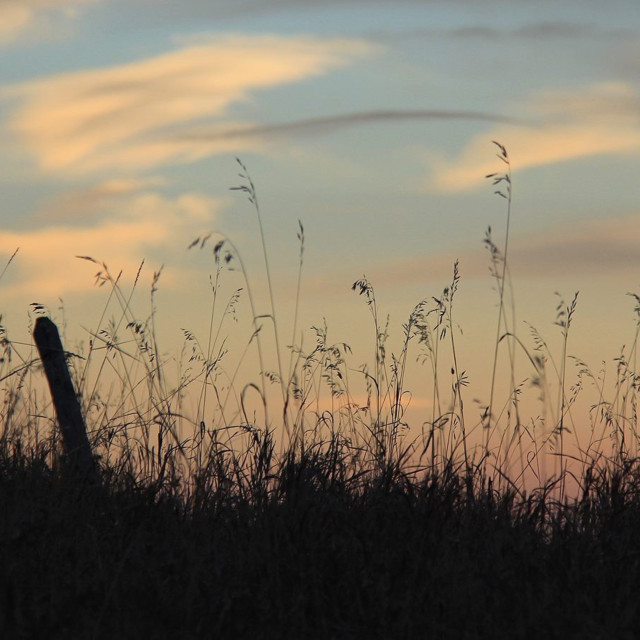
[2,437,640,639]
[1,148,640,638]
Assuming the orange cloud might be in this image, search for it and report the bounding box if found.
[30,176,167,224]
[428,83,640,192]
[0,184,222,299]
[0,0,91,45]
[3,34,373,173]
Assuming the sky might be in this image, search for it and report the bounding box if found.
[1,0,640,452]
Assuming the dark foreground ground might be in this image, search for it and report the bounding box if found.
[1,446,639,640]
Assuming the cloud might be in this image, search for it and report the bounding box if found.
[304,211,640,298]
[508,214,640,278]
[448,21,634,41]
[30,176,167,225]
[0,183,221,299]
[532,83,640,124]
[113,0,481,16]
[2,34,374,175]
[412,213,640,281]
[431,124,640,192]
[428,83,640,192]
[368,21,636,44]
[0,4,32,42]
[175,109,528,145]
[0,0,92,45]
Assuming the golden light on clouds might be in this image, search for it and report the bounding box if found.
[0,0,91,44]
[428,83,640,192]
[0,4,32,42]
[0,185,222,298]
[3,34,374,173]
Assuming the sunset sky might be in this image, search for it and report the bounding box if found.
[1,0,640,437]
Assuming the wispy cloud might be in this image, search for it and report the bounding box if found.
[115,0,478,16]
[304,211,640,297]
[368,21,636,44]
[175,109,528,144]
[404,213,640,281]
[2,34,374,174]
[0,184,221,299]
[428,83,640,192]
[446,21,634,41]
[0,0,92,45]
[508,213,640,278]
[29,176,167,225]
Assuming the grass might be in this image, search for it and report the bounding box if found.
[1,144,640,638]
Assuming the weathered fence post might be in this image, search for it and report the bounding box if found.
[33,317,96,478]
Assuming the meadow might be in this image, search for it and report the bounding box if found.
[1,145,639,639]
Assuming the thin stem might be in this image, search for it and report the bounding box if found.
[232,160,287,426]
[485,141,514,453]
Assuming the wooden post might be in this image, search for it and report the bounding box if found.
[33,317,95,478]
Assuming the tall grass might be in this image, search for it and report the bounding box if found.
[1,144,640,638]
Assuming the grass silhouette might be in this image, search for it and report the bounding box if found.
[1,144,639,638]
